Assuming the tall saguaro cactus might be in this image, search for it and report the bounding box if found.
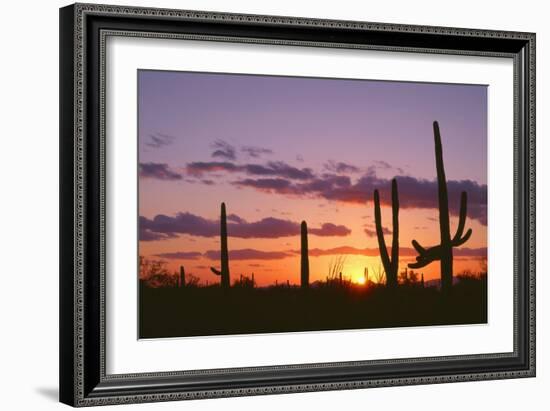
[179,265,185,288]
[210,202,231,288]
[300,221,309,288]
[373,178,399,288]
[408,122,472,293]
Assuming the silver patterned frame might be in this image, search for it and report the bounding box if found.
[59,3,536,407]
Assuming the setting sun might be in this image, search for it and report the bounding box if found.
[354,275,366,285]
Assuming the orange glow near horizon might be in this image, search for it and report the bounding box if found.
[139,207,487,287]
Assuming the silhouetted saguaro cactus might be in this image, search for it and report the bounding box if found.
[300,221,309,288]
[373,178,399,288]
[179,265,185,288]
[210,202,231,288]
[408,122,472,293]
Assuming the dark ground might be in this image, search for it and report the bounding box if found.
[139,277,487,338]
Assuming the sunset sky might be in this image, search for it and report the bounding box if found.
[138,70,488,286]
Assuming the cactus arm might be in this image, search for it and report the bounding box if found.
[210,267,221,276]
[408,260,426,270]
[452,228,472,247]
[374,189,392,274]
[408,244,442,269]
[452,192,469,242]
[412,239,426,254]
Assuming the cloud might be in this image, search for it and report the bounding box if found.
[309,223,351,237]
[366,160,405,176]
[211,139,236,161]
[186,161,240,176]
[303,246,418,257]
[140,213,218,240]
[364,224,392,238]
[452,247,488,257]
[233,173,487,225]
[324,160,360,174]
[246,162,315,180]
[204,249,293,261]
[297,246,487,258]
[145,132,175,149]
[139,162,182,181]
[139,212,352,240]
[241,146,273,158]
[233,178,294,193]
[154,251,202,260]
[139,229,175,242]
[226,213,246,224]
[186,161,314,181]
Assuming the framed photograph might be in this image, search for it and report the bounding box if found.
[59,3,535,407]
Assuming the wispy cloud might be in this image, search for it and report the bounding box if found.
[154,251,202,260]
[204,249,293,261]
[149,244,487,262]
[211,139,236,161]
[145,132,175,149]
[323,160,360,174]
[187,161,314,180]
[363,223,392,238]
[139,162,182,181]
[366,160,405,176]
[294,246,487,258]
[241,146,273,158]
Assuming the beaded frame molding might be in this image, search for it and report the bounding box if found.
[59,3,535,407]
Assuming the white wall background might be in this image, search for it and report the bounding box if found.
[0,0,545,409]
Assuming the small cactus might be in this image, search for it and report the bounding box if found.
[179,265,185,288]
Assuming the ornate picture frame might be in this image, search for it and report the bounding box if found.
[59,3,535,406]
